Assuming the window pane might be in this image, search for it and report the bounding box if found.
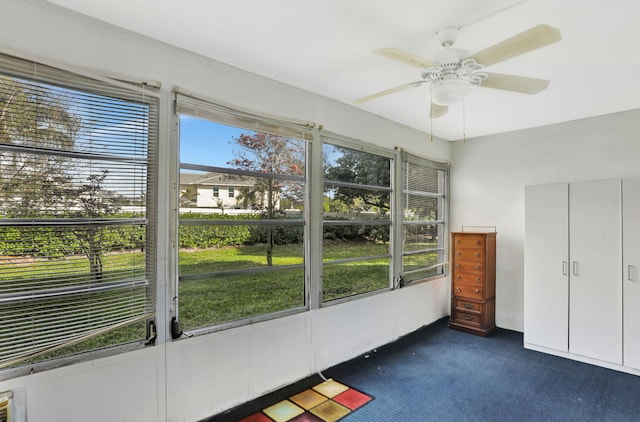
[404,195,442,221]
[179,267,305,329]
[178,115,307,330]
[401,250,445,282]
[403,223,440,253]
[323,226,390,260]
[324,144,390,188]
[323,259,389,302]
[401,156,447,283]
[0,68,156,369]
[321,141,392,301]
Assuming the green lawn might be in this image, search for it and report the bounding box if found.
[2,240,438,366]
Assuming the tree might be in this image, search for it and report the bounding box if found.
[228,132,304,265]
[0,76,81,216]
[324,148,390,215]
[179,186,199,208]
[70,170,120,281]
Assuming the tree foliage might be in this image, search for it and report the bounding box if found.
[227,132,305,265]
[0,75,81,216]
[324,148,390,215]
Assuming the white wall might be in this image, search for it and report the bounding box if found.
[0,1,451,421]
[450,109,640,331]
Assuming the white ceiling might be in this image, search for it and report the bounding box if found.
[46,0,640,140]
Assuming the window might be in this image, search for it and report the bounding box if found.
[213,187,219,197]
[0,53,158,370]
[400,152,448,284]
[175,92,311,332]
[322,140,393,301]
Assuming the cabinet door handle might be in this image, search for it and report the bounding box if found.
[572,261,578,276]
[562,261,568,276]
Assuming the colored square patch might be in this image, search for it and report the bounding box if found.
[263,399,304,422]
[309,400,351,422]
[289,389,328,410]
[312,379,349,398]
[239,412,273,422]
[290,412,324,422]
[333,388,373,410]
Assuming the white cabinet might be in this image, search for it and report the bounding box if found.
[568,179,622,364]
[624,178,640,369]
[524,183,568,351]
[524,179,623,366]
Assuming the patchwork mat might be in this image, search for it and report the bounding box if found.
[239,379,373,422]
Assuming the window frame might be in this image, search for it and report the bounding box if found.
[174,90,313,335]
[319,134,396,305]
[396,151,449,287]
[0,51,159,377]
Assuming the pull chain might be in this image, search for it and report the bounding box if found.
[462,100,466,143]
[429,85,433,142]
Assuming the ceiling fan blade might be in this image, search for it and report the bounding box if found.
[373,48,435,68]
[469,24,561,67]
[355,81,427,104]
[430,103,448,118]
[481,72,550,94]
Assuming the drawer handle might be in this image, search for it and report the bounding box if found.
[457,251,462,256]
[475,289,480,293]
[476,278,481,283]
[456,239,461,244]
[456,275,461,280]
[475,240,481,245]
[464,315,474,321]
[463,303,474,309]
[475,253,481,257]
[456,287,462,292]
[456,264,461,269]
[475,265,481,270]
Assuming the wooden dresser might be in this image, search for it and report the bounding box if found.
[449,231,496,336]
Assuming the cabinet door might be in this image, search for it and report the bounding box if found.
[569,179,622,364]
[524,183,569,351]
[623,177,640,369]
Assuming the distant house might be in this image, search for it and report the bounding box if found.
[179,171,278,210]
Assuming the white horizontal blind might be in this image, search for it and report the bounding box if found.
[400,152,448,282]
[175,89,315,141]
[0,52,158,368]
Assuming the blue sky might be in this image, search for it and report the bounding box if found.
[179,115,252,168]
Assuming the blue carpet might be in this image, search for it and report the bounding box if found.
[206,317,640,421]
[324,317,640,421]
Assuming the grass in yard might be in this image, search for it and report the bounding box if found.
[178,240,393,329]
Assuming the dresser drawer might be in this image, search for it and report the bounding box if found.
[451,309,483,328]
[453,298,485,313]
[453,283,484,300]
[453,234,485,250]
[452,261,485,274]
[452,272,484,286]
[453,248,485,262]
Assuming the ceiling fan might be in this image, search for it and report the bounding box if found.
[355,24,562,118]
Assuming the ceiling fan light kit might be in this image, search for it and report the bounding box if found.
[357,24,562,118]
